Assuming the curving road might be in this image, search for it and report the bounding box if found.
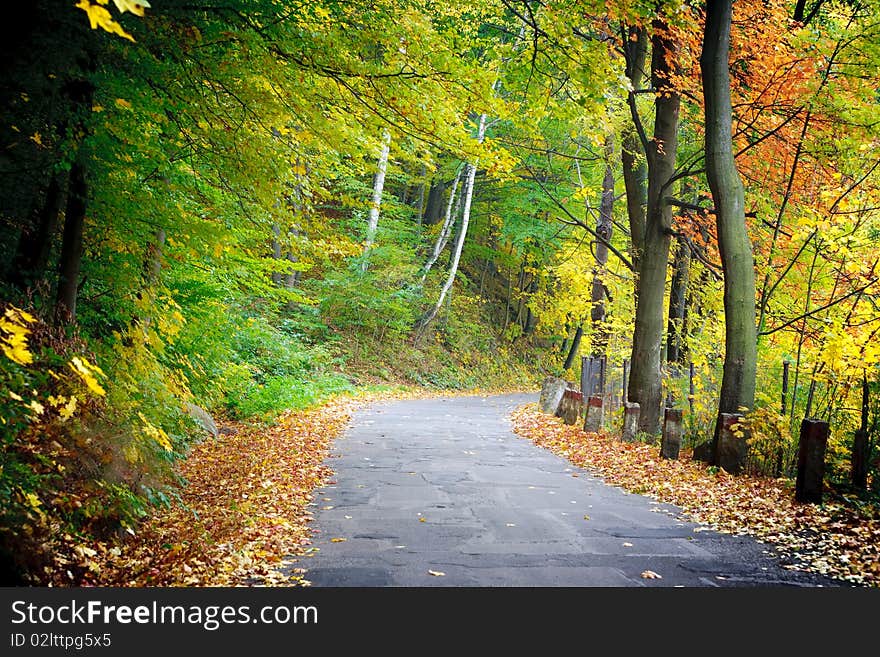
[298,393,837,587]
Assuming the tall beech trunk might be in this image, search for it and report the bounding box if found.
[361,129,391,271]
[54,159,87,324]
[628,20,681,435]
[702,0,757,454]
[621,26,648,276]
[591,137,615,357]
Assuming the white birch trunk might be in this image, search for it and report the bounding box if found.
[420,164,463,283]
[361,129,391,271]
[418,114,487,330]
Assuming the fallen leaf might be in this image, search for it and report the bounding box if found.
[623,542,634,547]
[428,570,446,577]
[330,538,347,543]
[641,570,662,579]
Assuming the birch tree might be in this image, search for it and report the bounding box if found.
[420,164,464,283]
[415,114,487,334]
[361,128,392,272]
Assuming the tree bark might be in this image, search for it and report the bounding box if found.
[421,165,462,282]
[361,128,391,271]
[563,325,584,371]
[271,223,283,285]
[621,26,648,276]
[11,172,63,289]
[628,20,681,435]
[416,114,486,334]
[591,136,614,356]
[666,233,690,365]
[54,159,87,324]
[701,0,758,445]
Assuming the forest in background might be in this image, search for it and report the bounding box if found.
[1,0,878,584]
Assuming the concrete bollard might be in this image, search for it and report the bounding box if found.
[795,418,829,504]
[539,376,568,415]
[660,408,683,460]
[716,412,748,474]
[583,395,604,433]
[557,389,583,426]
[622,401,640,442]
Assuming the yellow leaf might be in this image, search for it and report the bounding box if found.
[59,396,78,421]
[330,537,346,543]
[69,357,106,396]
[115,98,132,110]
[113,0,151,16]
[76,1,136,41]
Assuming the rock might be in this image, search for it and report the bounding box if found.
[622,401,640,442]
[185,402,218,437]
[539,376,568,415]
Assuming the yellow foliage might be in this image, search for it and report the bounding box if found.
[1,306,36,365]
[138,412,173,452]
[75,0,135,42]
[68,357,107,397]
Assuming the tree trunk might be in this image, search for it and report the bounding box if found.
[563,325,584,371]
[361,128,391,270]
[628,20,681,435]
[54,159,87,324]
[421,165,462,282]
[11,173,63,289]
[666,233,690,365]
[621,26,648,276]
[271,223,283,285]
[701,0,758,446]
[591,136,615,357]
[416,114,486,334]
[422,176,445,226]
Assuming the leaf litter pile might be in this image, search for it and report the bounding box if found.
[74,400,351,586]
[511,403,880,587]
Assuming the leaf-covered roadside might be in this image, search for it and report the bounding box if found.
[57,401,351,587]
[511,403,880,587]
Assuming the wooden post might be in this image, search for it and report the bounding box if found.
[660,408,683,460]
[584,395,604,433]
[717,412,748,474]
[622,401,640,442]
[795,418,829,504]
[580,355,589,395]
[775,361,790,477]
[851,376,869,490]
[688,361,695,417]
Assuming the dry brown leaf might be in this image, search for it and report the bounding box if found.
[641,570,662,579]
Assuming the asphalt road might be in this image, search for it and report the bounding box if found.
[299,393,838,587]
